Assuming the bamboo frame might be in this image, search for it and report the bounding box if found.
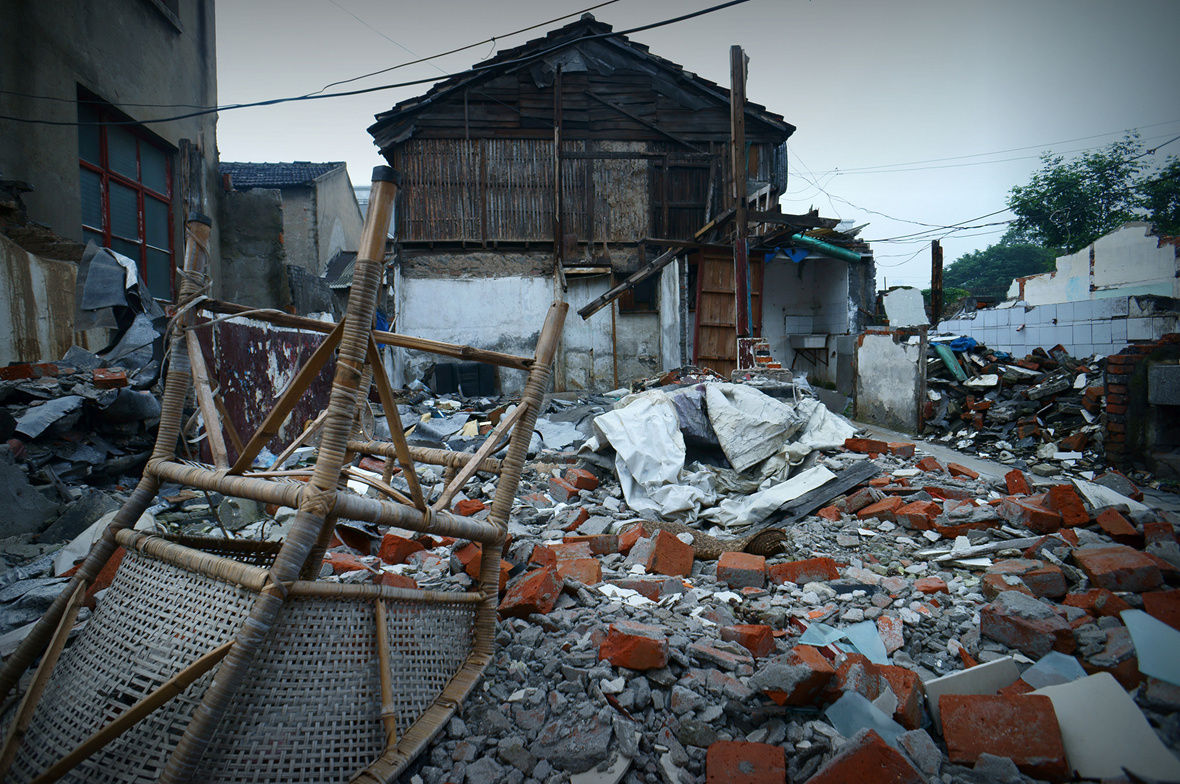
[0,167,569,784]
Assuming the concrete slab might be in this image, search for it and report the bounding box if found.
[922,656,1020,725]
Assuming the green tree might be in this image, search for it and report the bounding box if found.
[1007,137,1144,253]
[1138,158,1180,236]
[943,239,1056,301]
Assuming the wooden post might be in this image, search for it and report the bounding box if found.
[729,45,750,338]
[553,64,564,269]
[930,239,944,326]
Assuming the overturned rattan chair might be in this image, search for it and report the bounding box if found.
[0,166,567,783]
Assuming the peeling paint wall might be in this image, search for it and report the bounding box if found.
[855,329,926,433]
[762,257,850,386]
[391,254,670,393]
[1007,222,1180,304]
[0,233,104,364]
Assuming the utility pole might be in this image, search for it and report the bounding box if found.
[729,45,750,338]
[930,239,944,326]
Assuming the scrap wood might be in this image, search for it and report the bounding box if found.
[772,461,882,526]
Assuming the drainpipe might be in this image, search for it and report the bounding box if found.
[789,233,862,264]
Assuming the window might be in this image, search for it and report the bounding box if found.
[617,274,659,314]
[78,93,175,299]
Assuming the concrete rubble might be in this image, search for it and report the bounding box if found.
[2,361,1179,784]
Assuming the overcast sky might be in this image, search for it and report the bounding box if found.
[216,0,1180,289]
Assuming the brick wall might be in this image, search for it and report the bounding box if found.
[1104,333,1180,465]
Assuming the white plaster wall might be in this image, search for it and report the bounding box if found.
[762,257,848,384]
[856,331,924,432]
[1008,223,1179,304]
[393,272,669,394]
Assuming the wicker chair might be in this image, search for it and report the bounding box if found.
[0,167,567,783]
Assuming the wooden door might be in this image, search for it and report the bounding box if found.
[692,248,762,377]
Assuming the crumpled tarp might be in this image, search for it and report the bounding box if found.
[591,382,857,529]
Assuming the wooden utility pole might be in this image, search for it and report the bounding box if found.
[930,239,944,326]
[729,45,750,337]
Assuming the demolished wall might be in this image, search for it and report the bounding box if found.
[855,329,926,433]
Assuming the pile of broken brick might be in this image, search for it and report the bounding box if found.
[3,372,1179,784]
[315,431,1177,783]
[924,339,1112,480]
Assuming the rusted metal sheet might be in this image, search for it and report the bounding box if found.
[201,318,336,465]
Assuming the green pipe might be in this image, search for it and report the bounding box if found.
[789,233,863,263]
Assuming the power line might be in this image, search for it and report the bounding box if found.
[0,0,755,127]
[814,119,1180,175]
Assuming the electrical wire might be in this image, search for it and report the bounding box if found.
[0,0,756,127]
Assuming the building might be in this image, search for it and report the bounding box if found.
[0,0,218,364]
[368,14,873,393]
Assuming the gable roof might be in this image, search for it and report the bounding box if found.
[220,161,345,189]
[369,13,793,150]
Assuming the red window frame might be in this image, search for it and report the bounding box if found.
[78,92,175,300]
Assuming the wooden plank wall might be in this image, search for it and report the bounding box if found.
[692,247,763,377]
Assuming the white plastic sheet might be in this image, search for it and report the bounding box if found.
[701,465,836,529]
[705,384,802,472]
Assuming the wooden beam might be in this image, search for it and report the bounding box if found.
[365,335,425,509]
[584,91,706,154]
[185,330,229,468]
[577,247,679,320]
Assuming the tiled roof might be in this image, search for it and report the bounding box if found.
[220,161,345,189]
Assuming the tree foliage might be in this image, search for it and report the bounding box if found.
[1138,158,1180,237]
[943,239,1056,300]
[1007,137,1144,254]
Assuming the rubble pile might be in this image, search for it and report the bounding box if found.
[2,372,1179,783]
[924,338,1108,477]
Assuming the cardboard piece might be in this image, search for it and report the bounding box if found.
[922,656,1020,725]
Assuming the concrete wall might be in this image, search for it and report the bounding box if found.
[280,187,318,276]
[314,168,364,269]
[762,256,850,385]
[218,189,288,310]
[0,233,105,364]
[855,329,926,433]
[939,295,1179,358]
[1008,223,1180,304]
[391,250,673,394]
[0,0,220,279]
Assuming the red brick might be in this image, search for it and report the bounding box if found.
[84,546,126,608]
[843,487,879,513]
[939,694,1068,781]
[945,462,980,480]
[914,576,947,594]
[887,442,916,459]
[528,544,556,569]
[999,496,1063,534]
[557,557,602,585]
[1005,468,1032,495]
[599,619,668,670]
[0,362,59,380]
[804,729,923,784]
[816,505,842,522]
[92,367,128,389]
[547,476,580,502]
[877,615,905,654]
[877,663,923,729]
[644,529,694,577]
[762,645,835,706]
[894,500,940,530]
[856,496,904,522]
[1063,588,1132,618]
[844,437,889,455]
[1073,544,1162,592]
[453,498,487,516]
[378,533,425,565]
[981,572,1035,600]
[980,591,1076,657]
[617,522,646,554]
[717,551,767,589]
[719,623,776,659]
[1143,589,1180,631]
[377,571,418,590]
[1144,521,1177,546]
[986,558,1067,599]
[549,540,594,562]
[869,476,891,488]
[707,740,786,784]
[768,557,840,585]
[500,565,562,617]
[1045,485,1090,527]
[564,507,590,531]
[563,533,619,555]
[1095,508,1142,546]
[563,467,599,490]
[915,456,944,473]
[334,524,374,554]
[325,551,370,575]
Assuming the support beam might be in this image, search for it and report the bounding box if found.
[578,247,680,319]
